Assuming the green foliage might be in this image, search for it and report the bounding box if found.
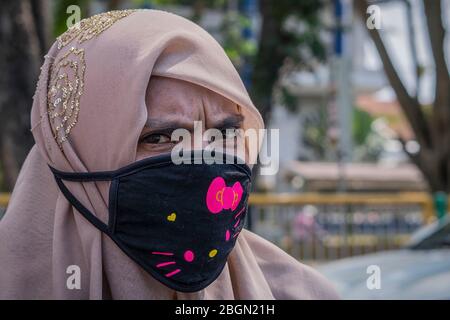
[303,106,382,162]
[221,12,257,69]
[353,108,374,146]
[279,87,299,113]
[352,108,384,161]
[302,106,329,160]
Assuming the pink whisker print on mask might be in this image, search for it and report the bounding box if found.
[225,230,231,241]
[206,177,243,214]
[233,231,241,239]
[156,261,176,268]
[234,207,245,219]
[234,218,241,229]
[151,251,174,256]
[165,269,181,278]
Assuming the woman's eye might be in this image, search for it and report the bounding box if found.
[141,133,172,144]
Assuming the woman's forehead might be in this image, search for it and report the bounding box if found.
[145,76,240,123]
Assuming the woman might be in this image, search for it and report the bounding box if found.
[0,9,338,299]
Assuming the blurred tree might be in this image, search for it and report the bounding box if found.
[352,108,383,162]
[355,0,450,192]
[301,107,381,162]
[220,8,257,70]
[250,0,325,124]
[353,108,374,147]
[302,106,328,160]
[0,0,50,190]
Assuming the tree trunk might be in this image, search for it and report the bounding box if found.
[250,0,285,126]
[0,0,48,190]
[423,0,450,193]
[354,0,449,193]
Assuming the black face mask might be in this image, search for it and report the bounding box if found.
[49,151,251,292]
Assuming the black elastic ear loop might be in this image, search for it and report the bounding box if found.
[50,166,110,234]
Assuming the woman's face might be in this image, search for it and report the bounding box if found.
[136,76,245,161]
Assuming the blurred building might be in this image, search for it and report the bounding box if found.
[285,161,426,192]
[262,0,437,192]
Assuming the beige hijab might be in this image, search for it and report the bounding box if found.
[0,9,338,299]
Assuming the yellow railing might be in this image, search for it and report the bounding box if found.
[1,191,447,221]
[249,192,442,223]
[0,193,9,208]
[247,192,449,261]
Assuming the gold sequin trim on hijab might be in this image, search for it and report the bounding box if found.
[41,10,136,148]
[47,47,86,147]
[57,10,136,49]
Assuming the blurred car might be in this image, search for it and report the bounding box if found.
[318,216,450,299]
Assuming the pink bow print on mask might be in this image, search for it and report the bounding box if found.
[206,177,243,214]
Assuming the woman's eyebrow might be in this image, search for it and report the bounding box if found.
[145,114,245,132]
[145,118,195,132]
[212,114,245,130]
